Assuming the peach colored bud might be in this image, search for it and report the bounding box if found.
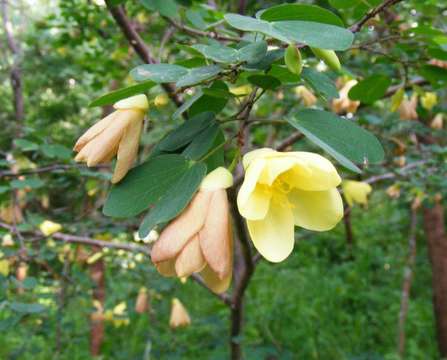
[431,113,444,130]
[386,184,401,199]
[74,94,148,183]
[398,94,418,120]
[169,298,190,329]
[135,287,149,314]
[16,262,28,282]
[294,86,317,107]
[332,80,360,114]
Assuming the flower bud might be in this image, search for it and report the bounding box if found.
[342,180,372,207]
[285,44,302,75]
[398,94,418,120]
[39,220,62,236]
[430,113,443,129]
[135,287,149,314]
[311,48,341,72]
[294,86,317,107]
[169,298,190,329]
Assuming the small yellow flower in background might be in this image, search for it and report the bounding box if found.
[294,86,317,107]
[398,94,418,120]
[113,302,127,316]
[154,94,169,107]
[421,92,437,111]
[237,148,343,263]
[2,234,14,247]
[386,184,401,199]
[332,80,360,114]
[39,220,62,236]
[342,180,372,207]
[230,84,252,96]
[0,259,10,276]
[74,94,148,183]
[151,167,233,294]
[169,298,191,329]
[431,113,444,130]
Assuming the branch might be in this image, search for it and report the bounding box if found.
[104,1,183,108]
[349,0,404,33]
[0,163,110,177]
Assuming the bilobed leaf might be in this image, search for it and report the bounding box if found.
[287,109,384,173]
[301,67,338,100]
[130,64,188,83]
[103,155,192,217]
[176,65,222,87]
[89,81,156,107]
[224,14,354,50]
[258,4,344,27]
[138,162,207,237]
[348,75,391,104]
[140,0,178,18]
[248,75,281,90]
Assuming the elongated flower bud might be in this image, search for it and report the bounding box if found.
[169,298,190,329]
[285,44,302,75]
[311,48,341,72]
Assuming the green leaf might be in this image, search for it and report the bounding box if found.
[284,44,302,75]
[301,67,338,100]
[192,44,239,63]
[348,75,391,104]
[258,4,344,27]
[130,64,188,83]
[140,0,178,18]
[268,65,300,84]
[157,112,215,152]
[9,302,46,314]
[248,75,281,90]
[182,123,220,160]
[89,81,156,107]
[10,178,45,189]
[14,139,39,151]
[238,41,268,63]
[138,162,206,238]
[103,155,192,217]
[287,109,384,173]
[328,0,360,9]
[0,186,9,194]
[418,65,447,87]
[244,49,284,71]
[176,65,222,88]
[224,14,353,50]
[189,81,229,117]
[40,144,72,160]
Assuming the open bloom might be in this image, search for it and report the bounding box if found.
[151,167,233,294]
[73,94,148,183]
[342,180,372,207]
[169,298,191,329]
[237,148,343,262]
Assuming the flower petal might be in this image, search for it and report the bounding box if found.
[73,111,118,152]
[155,258,177,277]
[288,188,343,231]
[199,190,231,278]
[200,167,233,191]
[237,158,266,215]
[114,94,149,111]
[242,148,275,169]
[258,156,299,185]
[112,110,144,183]
[151,190,212,263]
[200,265,232,294]
[238,185,271,220]
[175,235,206,277]
[247,198,295,263]
[281,152,341,191]
[342,180,372,206]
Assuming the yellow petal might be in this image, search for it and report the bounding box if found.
[288,188,343,231]
[170,298,191,328]
[237,158,266,214]
[73,111,118,152]
[342,180,372,206]
[238,185,271,220]
[242,148,275,169]
[200,264,232,294]
[247,197,295,263]
[258,156,299,186]
[39,220,62,236]
[281,152,341,191]
[112,110,143,183]
[200,167,233,191]
[114,94,149,111]
[151,191,212,263]
[199,190,231,278]
[175,235,207,277]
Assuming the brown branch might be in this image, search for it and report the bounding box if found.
[0,163,110,177]
[349,0,404,33]
[104,1,183,108]
[397,206,418,356]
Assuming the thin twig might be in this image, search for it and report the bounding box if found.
[349,0,404,33]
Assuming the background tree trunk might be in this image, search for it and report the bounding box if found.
[423,201,447,357]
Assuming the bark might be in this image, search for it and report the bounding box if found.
[423,202,447,358]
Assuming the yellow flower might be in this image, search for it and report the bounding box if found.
[431,113,444,129]
[294,86,317,107]
[386,184,401,199]
[169,298,191,329]
[74,94,148,183]
[39,220,62,236]
[151,167,233,294]
[398,94,418,120]
[237,148,343,262]
[342,180,372,207]
[421,92,437,111]
[154,94,169,107]
[0,259,10,277]
[332,80,360,114]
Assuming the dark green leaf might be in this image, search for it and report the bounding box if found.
[89,81,156,107]
[130,64,188,83]
[238,41,268,63]
[268,65,300,84]
[189,81,229,117]
[40,144,72,160]
[138,162,206,237]
[10,178,44,189]
[287,109,384,173]
[103,155,192,217]
[192,44,239,63]
[176,65,222,87]
[301,67,338,100]
[348,75,391,104]
[419,65,447,87]
[247,75,281,90]
[14,139,39,151]
[10,302,46,314]
[140,0,178,18]
[182,123,220,160]
[244,49,284,71]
